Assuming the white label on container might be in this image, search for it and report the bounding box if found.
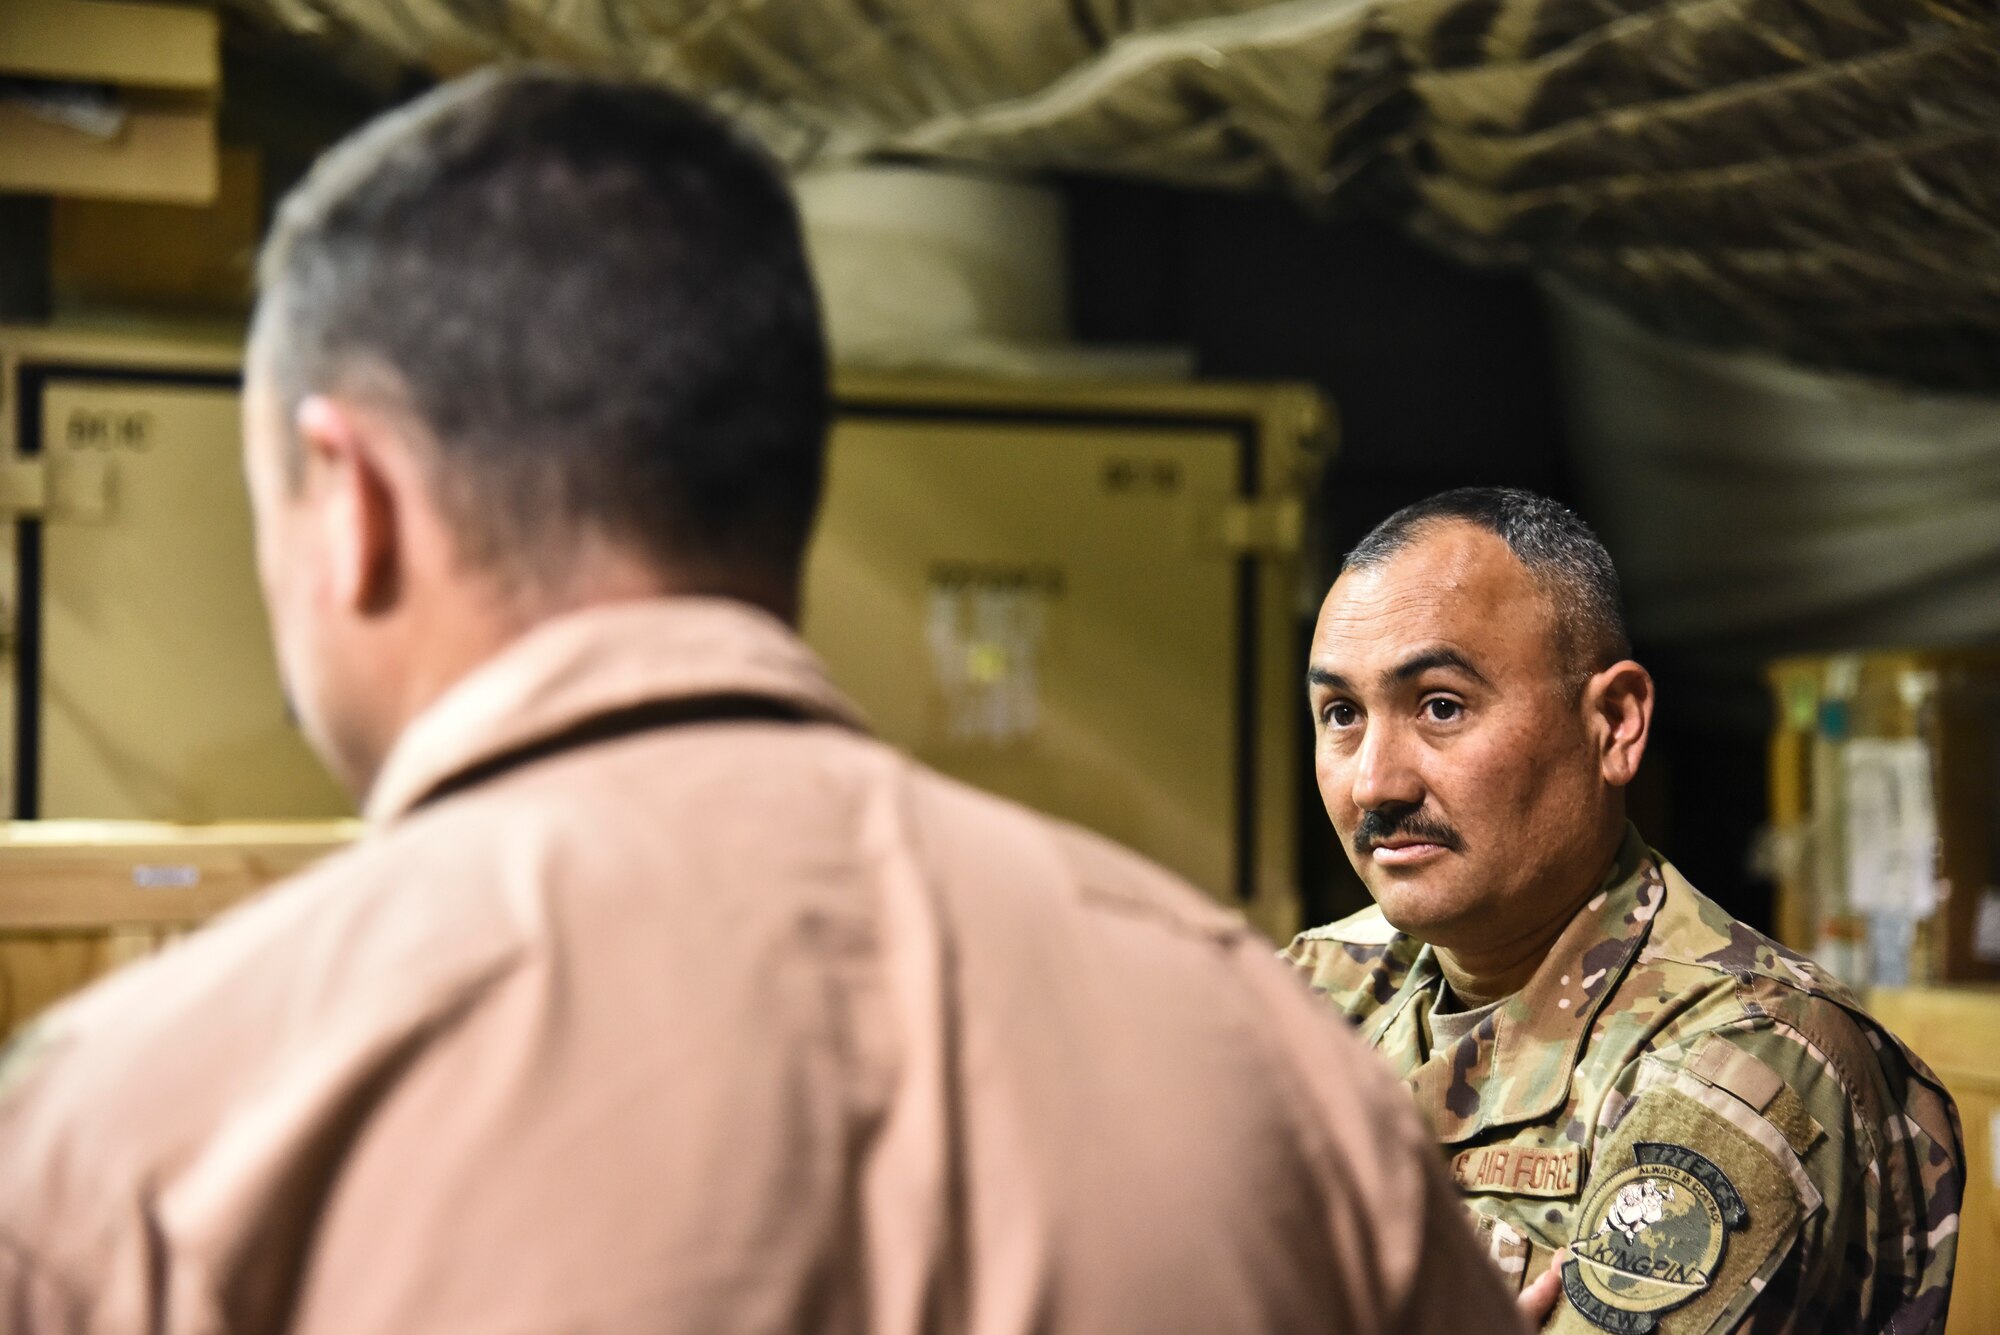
[1975,889,2000,965]
[925,563,1059,746]
[131,864,200,889]
[1842,739,1939,916]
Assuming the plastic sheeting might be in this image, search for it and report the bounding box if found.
[1552,288,2000,666]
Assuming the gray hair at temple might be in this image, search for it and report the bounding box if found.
[1342,487,1632,691]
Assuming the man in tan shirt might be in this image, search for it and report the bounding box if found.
[0,70,1522,1334]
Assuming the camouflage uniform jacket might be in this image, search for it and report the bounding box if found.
[1283,827,1962,1335]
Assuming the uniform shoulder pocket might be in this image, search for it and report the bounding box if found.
[1549,1067,1817,1335]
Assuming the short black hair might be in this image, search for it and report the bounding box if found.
[254,67,828,591]
[1343,487,1631,683]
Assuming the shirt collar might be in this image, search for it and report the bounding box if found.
[363,597,867,825]
[1374,824,1665,1144]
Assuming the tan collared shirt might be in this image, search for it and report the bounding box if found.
[0,599,1518,1335]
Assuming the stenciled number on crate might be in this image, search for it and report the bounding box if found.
[1099,456,1182,496]
[65,408,154,453]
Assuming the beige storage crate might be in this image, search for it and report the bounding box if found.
[0,0,220,204]
[810,372,1331,944]
[3,329,1332,945]
[0,327,356,824]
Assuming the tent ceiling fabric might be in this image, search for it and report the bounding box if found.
[231,0,2000,389]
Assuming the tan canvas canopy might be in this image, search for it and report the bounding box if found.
[222,0,2000,390]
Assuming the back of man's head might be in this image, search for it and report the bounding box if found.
[253,67,828,597]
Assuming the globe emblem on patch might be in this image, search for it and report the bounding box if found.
[1563,1142,1747,1333]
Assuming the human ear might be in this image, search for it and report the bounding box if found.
[293,395,401,616]
[1585,660,1654,788]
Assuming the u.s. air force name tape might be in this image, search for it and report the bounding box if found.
[1451,1143,1583,1198]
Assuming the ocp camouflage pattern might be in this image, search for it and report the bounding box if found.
[1283,826,1962,1334]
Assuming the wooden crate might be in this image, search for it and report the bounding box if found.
[0,820,355,1039]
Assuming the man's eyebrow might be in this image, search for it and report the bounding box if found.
[1389,648,1488,687]
[1306,666,1351,691]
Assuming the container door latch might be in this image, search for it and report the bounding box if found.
[0,456,114,523]
[1188,495,1304,558]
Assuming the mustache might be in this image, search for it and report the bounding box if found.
[1352,807,1464,858]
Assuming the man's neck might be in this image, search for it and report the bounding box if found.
[349,552,711,799]
[1435,931,1567,1010]
[1430,827,1628,1009]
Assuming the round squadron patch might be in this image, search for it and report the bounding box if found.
[1562,1142,1748,1333]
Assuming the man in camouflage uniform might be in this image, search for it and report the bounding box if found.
[1286,487,1961,1334]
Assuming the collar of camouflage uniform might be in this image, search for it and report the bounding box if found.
[1362,826,1659,1145]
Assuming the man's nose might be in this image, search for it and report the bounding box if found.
[1350,720,1425,813]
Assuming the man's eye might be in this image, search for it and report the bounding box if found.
[1325,702,1359,728]
[1422,698,1462,723]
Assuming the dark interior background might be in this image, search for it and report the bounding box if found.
[1064,177,1775,934]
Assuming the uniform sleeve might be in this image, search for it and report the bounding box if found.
[1544,1019,1961,1335]
[1709,1020,1960,1335]
[1871,1033,1963,1335]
